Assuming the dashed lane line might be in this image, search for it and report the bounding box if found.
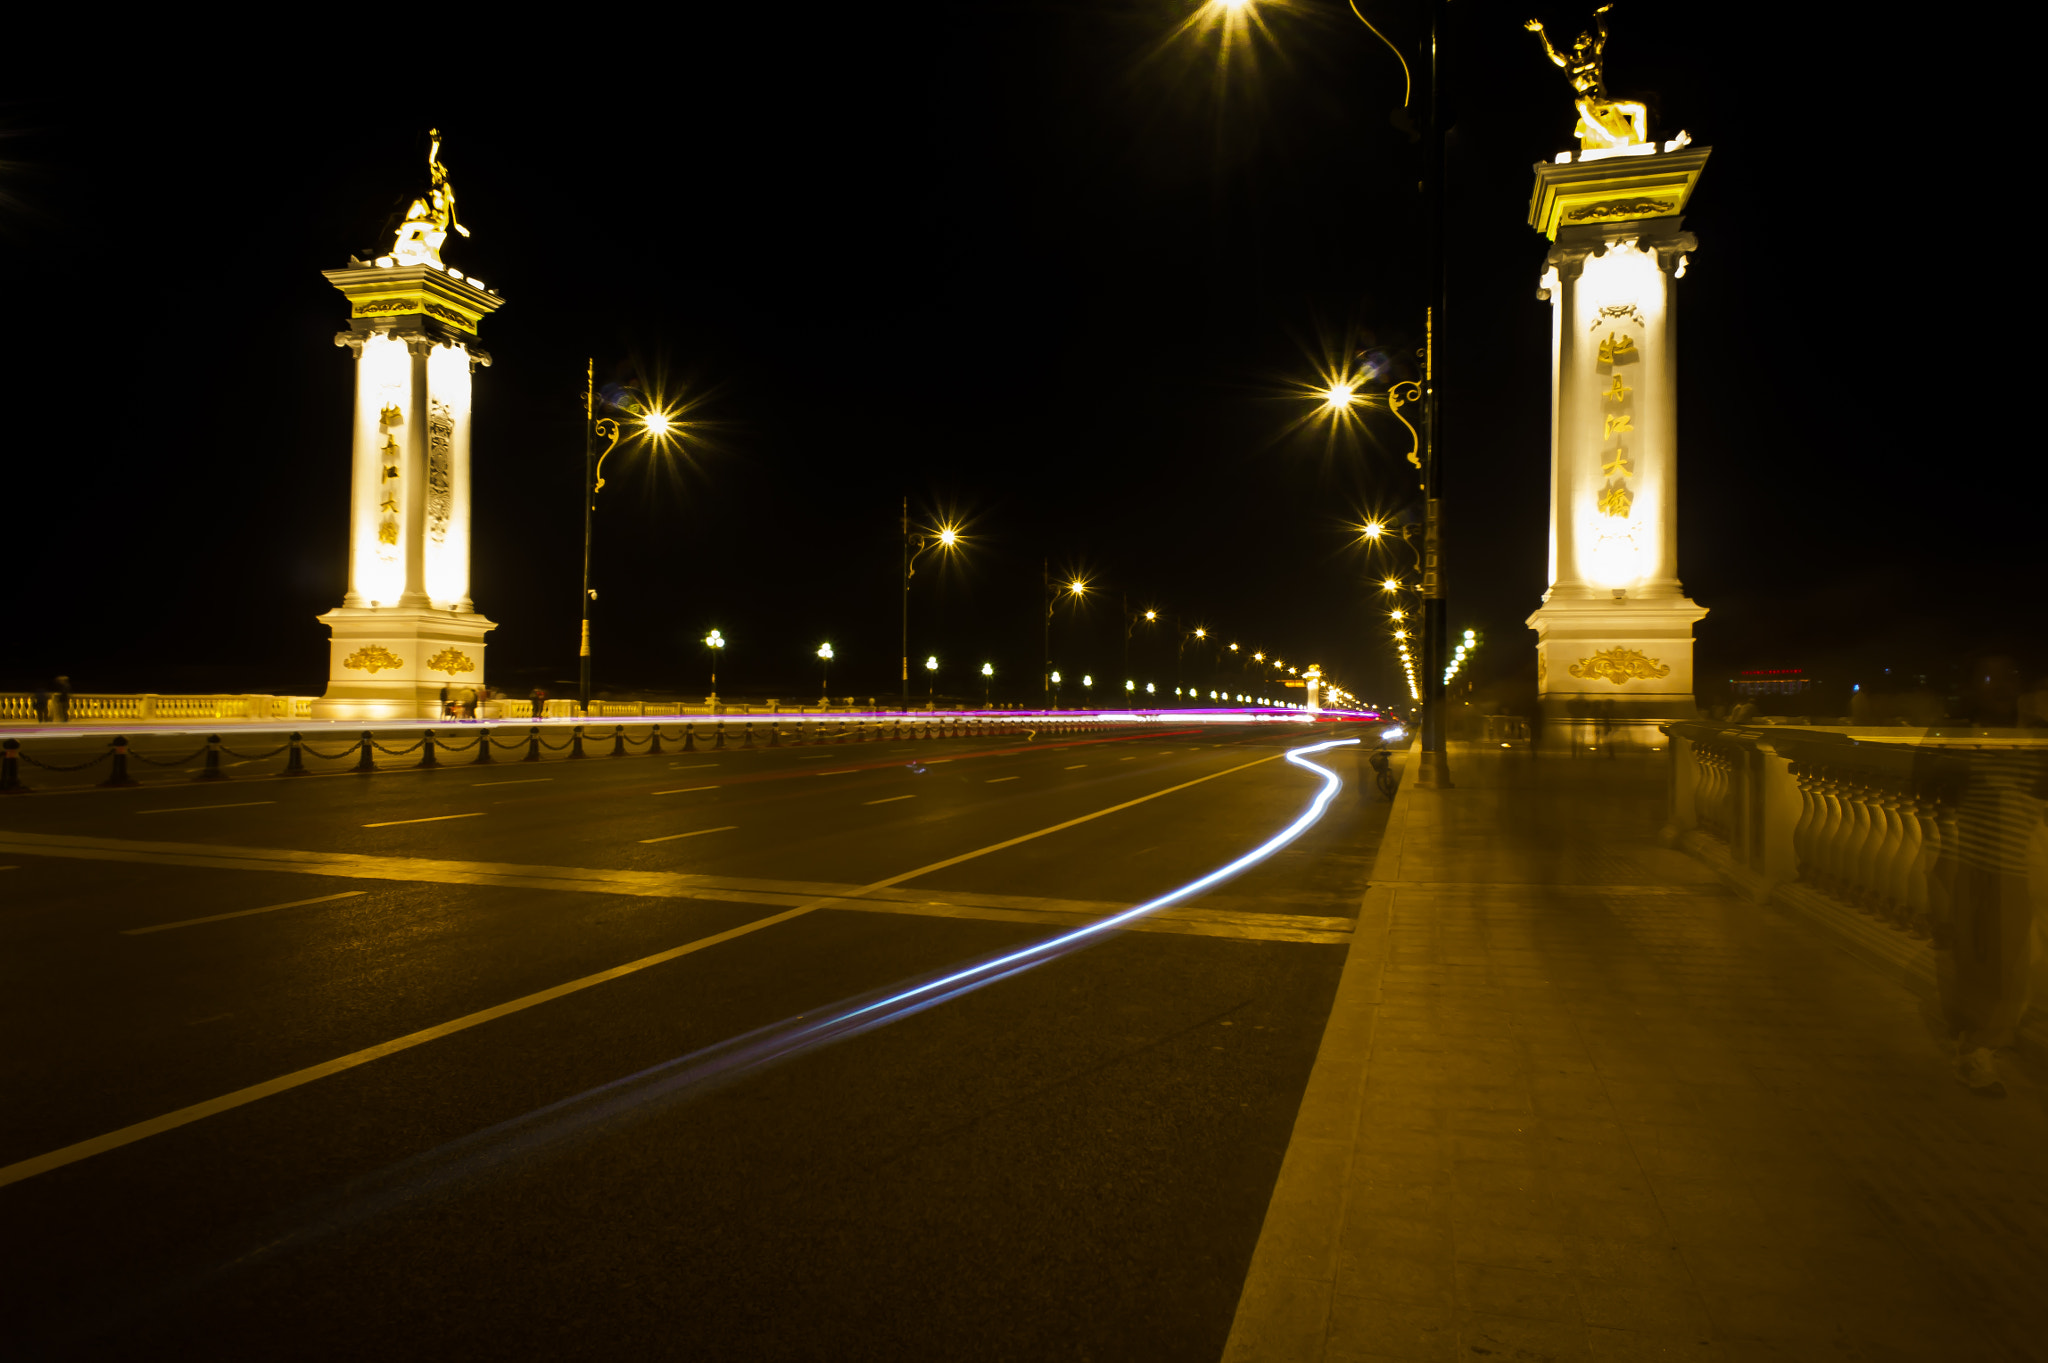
[653,786,718,795]
[137,802,276,816]
[985,777,1018,783]
[473,779,552,787]
[363,813,485,828]
[124,891,368,935]
[639,826,740,845]
[864,795,915,805]
[1064,764,1087,770]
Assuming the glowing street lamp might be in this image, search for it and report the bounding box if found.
[579,362,681,712]
[981,660,994,708]
[925,653,939,706]
[903,502,964,711]
[703,629,725,700]
[817,641,834,702]
[1044,566,1089,708]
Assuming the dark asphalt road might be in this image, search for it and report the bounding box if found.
[1,720,1393,1361]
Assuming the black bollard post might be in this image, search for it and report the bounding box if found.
[683,723,696,752]
[100,736,139,788]
[419,728,440,768]
[525,726,543,762]
[284,732,309,775]
[714,720,727,750]
[356,730,377,773]
[570,725,587,759]
[612,724,627,757]
[474,726,494,764]
[648,725,664,756]
[1,739,25,793]
[742,722,755,749]
[769,723,781,748]
[195,735,227,781]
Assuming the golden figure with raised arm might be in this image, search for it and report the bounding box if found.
[1525,5,1649,150]
[389,128,473,266]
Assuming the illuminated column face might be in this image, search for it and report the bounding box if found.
[352,333,411,608]
[423,343,473,609]
[1566,241,1668,594]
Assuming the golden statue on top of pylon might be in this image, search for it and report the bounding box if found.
[389,129,472,266]
[1525,5,1650,150]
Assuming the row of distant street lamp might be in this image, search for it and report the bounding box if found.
[696,624,1324,711]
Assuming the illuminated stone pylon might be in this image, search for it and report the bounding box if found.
[310,260,504,719]
[1524,142,1712,741]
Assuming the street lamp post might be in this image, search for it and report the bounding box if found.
[925,654,939,707]
[981,661,993,709]
[817,642,834,704]
[579,359,675,713]
[1044,564,1087,709]
[901,501,961,713]
[703,629,725,703]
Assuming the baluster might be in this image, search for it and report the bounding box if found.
[1894,783,1937,938]
[1812,765,1848,895]
[1869,782,1911,928]
[1789,761,1819,882]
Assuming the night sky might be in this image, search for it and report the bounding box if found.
[3,5,2033,713]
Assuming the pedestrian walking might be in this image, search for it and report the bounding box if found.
[440,682,452,720]
[53,676,72,723]
[1597,698,1615,757]
[529,686,547,721]
[31,684,50,723]
[1934,750,2048,1097]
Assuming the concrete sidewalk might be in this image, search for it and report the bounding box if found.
[1224,746,2048,1362]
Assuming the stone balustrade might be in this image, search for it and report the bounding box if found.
[0,693,317,724]
[1664,721,2047,1045]
[1,694,989,725]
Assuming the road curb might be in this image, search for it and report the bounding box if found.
[1220,747,1417,1363]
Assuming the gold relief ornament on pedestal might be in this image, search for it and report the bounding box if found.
[1569,648,1670,686]
[344,645,404,674]
[426,647,474,676]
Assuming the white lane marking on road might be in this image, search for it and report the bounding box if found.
[473,779,552,787]
[1120,756,1137,762]
[1064,764,1087,770]
[653,787,718,795]
[985,777,1018,783]
[0,749,1284,1188]
[667,764,718,770]
[138,802,276,815]
[816,770,857,776]
[124,891,368,935]
[864,795,915,805]
[362,813,485,828]
[639,826,740,845]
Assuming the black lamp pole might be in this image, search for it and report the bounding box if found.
[1413,0,1453,788]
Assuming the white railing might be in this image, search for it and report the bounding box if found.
[0,693,317,723]
[1665,721,2046,1044]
